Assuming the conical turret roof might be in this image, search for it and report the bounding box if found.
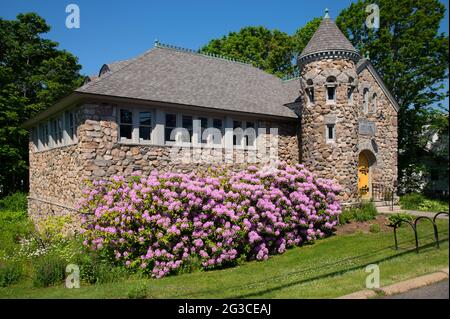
[299,10,360,65]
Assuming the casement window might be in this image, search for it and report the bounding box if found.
[325,76,337,103]
[232,120,257,148]
[233,120,242,146]
[165,113,177,142]
[33,110,77,152]
[325,124,335,143]
[139,111,152,142]
[119,108,155,143]
[119,109,133,140]
[363,88,369,114]
[65,111,77,144]
[50,119,58,148]
[182,115,193,143]
[245,121,256,147]
[57,116,64,147]
[212,118,223,145]
[199,117,208,143]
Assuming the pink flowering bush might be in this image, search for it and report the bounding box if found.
[79,163,341,278]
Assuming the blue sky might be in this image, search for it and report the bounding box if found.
[0,0,448,80]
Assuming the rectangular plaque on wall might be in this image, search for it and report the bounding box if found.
[359,120,376,136]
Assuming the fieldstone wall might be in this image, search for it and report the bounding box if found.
[28,102,300,226]
[300,58,360,203]
[299,58,398,204]
[357,68,398,194]
[78,103,299,179]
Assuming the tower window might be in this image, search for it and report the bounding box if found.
[306,79,314,105]
[326,76,337,103]
[347,87,354,103]
[327,87,336,101]
[326,124,335,143]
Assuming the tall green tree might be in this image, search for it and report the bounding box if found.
[201,26,294,77]
[0,13,83,195]
[336,0,449,178]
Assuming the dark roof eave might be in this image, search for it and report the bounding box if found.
[79,92,299,120]
[22,91,298,129]
[21,92,85,128]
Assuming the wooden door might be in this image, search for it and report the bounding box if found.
[358,153,370,198]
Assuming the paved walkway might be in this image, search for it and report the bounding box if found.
[377,208,449,219]
[383,280,449,299]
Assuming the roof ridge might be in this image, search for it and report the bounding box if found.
[282,70,301,81]
[154,40,256,67]
[77,47,155,91]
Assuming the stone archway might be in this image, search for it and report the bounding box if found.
[358,149,377,199]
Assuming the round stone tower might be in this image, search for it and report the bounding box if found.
[298,10,361,203]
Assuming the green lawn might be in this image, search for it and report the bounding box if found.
[1,217,448,299]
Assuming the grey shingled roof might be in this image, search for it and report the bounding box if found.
[299,17,358,59]
[77,46,299,118]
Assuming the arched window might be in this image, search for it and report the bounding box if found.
[372,93,377,113]
[326,76,337,103]
[363,88,369,114]
[347,77,354,103]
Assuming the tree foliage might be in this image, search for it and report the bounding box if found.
[0,13,83,195]
[291,17,321,66]
[336,0,449,176]
[201,26,295,78]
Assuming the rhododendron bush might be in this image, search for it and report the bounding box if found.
[79,163,342,278]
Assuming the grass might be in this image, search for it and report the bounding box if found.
[400,193,449,212]
[1,217,447,299]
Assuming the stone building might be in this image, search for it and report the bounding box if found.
[23,12,398,224]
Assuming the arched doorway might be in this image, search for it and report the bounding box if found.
[358,151,376,199]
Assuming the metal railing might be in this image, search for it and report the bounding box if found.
[372,182,395,211]
[390,211,449,253]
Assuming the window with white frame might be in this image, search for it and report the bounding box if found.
[232,120,257,148]
[325,124,335,143]
[212,118,223,145]
[119,109,133,141]
[199,117,208,143]
[182,115,193,143]
[165,113,177,142]
[33,110,77,152]
[233,120,243,146]
[325,76,337,103]
[119,108,154,143]
[245,121,256,147]
[64,111,77,144]
[139,111,152,142]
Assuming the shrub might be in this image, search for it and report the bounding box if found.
[388,213,414,227]
[0,262,23,287]
[0,210,34,255]
[369,224,380,233]
[0,192,28,212]
[339,202,377,224]
[79,163,342,278]
[32,254,66,287]
[400,193,448,212]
